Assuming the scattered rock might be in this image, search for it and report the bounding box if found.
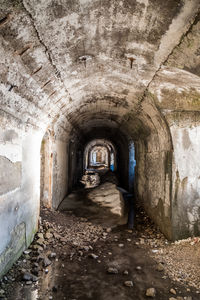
[88,253,98,259]
[49,252,56,259]
[123,270,129,275]
[82,246,89,251]
[37,233,44,239]
[36,238,44,246]
[139,238,145,244]
[170,288,176,295]
[146,288,156,297]
[107,267,118,274]
[22,272,38,282]
[156,263,164,272]
[33,245,43,251]
[45,232,53,239]
[31,267,39,276]
[52,286,58,292]
[118,244,124,248]
[53,233,61,239]
[43,256,51,267]
[23,249,32,255]
[124,281,133,287]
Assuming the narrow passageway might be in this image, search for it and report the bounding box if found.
[1,1,200,299]
[1,129,200,299]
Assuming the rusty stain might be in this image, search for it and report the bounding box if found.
[127,57,136,69]
[55,97,64,104]
[48,90,56,99]
[32,66,42,75]
[15,44,32,56]
[0,14,11,27]
[42,80,51,88]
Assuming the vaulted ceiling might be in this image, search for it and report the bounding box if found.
[1,0,200,140]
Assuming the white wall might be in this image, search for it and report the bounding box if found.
[171,125,200,239]
[52,139,69,209]
[0,116,43,277]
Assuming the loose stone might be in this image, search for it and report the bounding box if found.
[107,267,118,274]
[22,272,38,282]
[37,233,44,239]
[89,253,98,259]
[36,238,44,246]
[146,288,156,297]
[45,232,53,239]
[156,263,164,272]
[170,288,176,295]
[124,281,133,287]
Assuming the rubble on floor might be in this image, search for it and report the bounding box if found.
[80,170,100,188]
[135,208,200,291]
[0,205,199,300]
[151,237,200,290]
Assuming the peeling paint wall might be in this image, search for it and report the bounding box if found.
[171,123,200,240]
[52,139,69,209]
[135,138,173,240]
[0,113,43,277]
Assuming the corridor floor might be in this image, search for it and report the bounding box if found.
[1,188,200,300]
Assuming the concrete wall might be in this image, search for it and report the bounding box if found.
[52,139,68,209]
[40,132,54,208]
[0,112,43,277]
[135,137,173,240]
[171,122,200,240]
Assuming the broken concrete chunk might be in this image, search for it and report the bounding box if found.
[107,267,118,274]
[146,288,156,297]
[124,281,133,287]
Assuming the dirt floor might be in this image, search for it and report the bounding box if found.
[0,189,200,300]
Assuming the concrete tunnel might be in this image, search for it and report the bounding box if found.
[0,0,200,278]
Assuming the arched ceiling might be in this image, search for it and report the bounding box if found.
[0,0,200,138]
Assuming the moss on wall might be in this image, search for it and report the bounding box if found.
[0,222,26,278]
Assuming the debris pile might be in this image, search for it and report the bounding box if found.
[80,170,100,188]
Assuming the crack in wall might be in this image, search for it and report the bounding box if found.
[21,0,71,102]
[168,9,200,58]
[21,0,80,136]
[19,1,200,137]
[137,7,200,111]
